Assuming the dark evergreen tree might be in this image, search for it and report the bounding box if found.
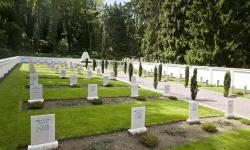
[139,61,142,77]
[101,59,104,73]
[158,64,162,81]
[224,72,231,97]
[128,63,133,81]
[190,68,198,100]
[124,61,127,74]
[153,66,158,89]
[185,66,189,87]
[113,61,118,77]
[93,59,96,71]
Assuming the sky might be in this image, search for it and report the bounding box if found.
[104,0,130,5]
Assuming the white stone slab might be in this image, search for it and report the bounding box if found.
[28,114,58,150]
[128,106,147,135]
[70,75,77,86]
[96,67,101,74]
[30,74,38,87]
[164,84,170,96]
[86,70,92,79]
[225,99,234,119]
[28,84,44,103]
[131,84,139,97]
[87,84,98,100]
[77,67,81,74]
[60,70,66,78]
[110,71,114,79]
[131,76,136,84]
[103,76,110,86]
[244,86,248,94]
[187,101,200,124]
[205,80,209,87]
[216,80,220,87]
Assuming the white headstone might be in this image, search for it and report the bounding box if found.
[231,86,235,95]
[170,73,173,78]
[60,70,66,78]
[87,66,91,71]
[70,75,77,86]
[28,84,44,103]
[128,106,147,135]
[30,74,38,87]
[86,70,92,79]
[103,76,110,86]
[131,76,136,84]
[70,63,74,71]
[131,84,139,97]
[28,114,58,150]
[164,84,170,96]
[55,67,59,74]
[77,67,81,74]
[205,80,209,87]
[225,99,234,119]
[200,76,203,82]
[187,101,200,124]
[96,67,101,74]
[244,86,248,94]
[110,71,114,79]
[87,84,98,100]
[216,80,220,87]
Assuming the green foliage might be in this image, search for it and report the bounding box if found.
[93,59,96,71]
[124,61,127,74]
[105,59,108,69]
[139,61,142,77]
[190,68,198,100]
[158,64,162,81]
[168,96,178,100]
[153,66,158,89]
[104,83,114,87]
[113,61,118,77]
[224,72,231,97]
[140,134,159,148]
[136,96,147,101]
[85,58,89,69]
[128,63,133,82]
[28,102,44,109]
[185,66,189,87]
[101,59,104,73]
[201,122,217,133]
[91,99,103,105]
[240,118,250,125]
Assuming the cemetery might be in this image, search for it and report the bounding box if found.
[1,0,250,149]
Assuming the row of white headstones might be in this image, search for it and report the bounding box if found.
[27,62,235,150]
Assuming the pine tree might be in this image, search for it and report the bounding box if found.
[224,72,231,97]
[101,59,104,73]
[153,66,158,89]
[93,59,96,71]
[113,61,118,77]
[158,64,162,81]
[124,61,127,74]
[139,61,142,77]
[185,66,189,87]
[190,68,198,100]
[128,63,133,81]
[105,59,108,69]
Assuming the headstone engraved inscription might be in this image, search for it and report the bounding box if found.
[28,114,58,150]
[60,70,66,78]
[187,101,200,124]
[103,76,110,86]
[128,106,147,135]
[70,75,77,86]
[28,84,44,103]
[30,74,38,87]
[131,84,139,97]
[87,84,99,100]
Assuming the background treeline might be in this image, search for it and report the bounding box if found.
[0,0,250,68]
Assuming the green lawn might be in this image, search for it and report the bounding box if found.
[170,128,250,150]
[0,64,223,149]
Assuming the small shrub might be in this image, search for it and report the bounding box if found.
[93,59,96,71]
[235,91,243,96]
[153,66,158,89]
[85,58,89,68]
[168,96,178,100]
[136,96,147,101]
[185,66,189,87]
[105,59,108,69]
[240,118,250,125]
[28,102,44,109]
[101,59,104,73]
[190,68,198,100]
[124,61,127,74]
[91,99,103,105]
[128,63,133,81]
[165,128,186,137]
[140,134,159,148]
[224,72,231,97]
[104,83,114,87]
[139,61,142,77]
[158,64,162,81]
[113,61,118,77]
[201,122,217,133]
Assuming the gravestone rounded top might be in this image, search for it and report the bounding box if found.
[81,52,90,62]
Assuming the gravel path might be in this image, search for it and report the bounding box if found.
[104,70,250,119]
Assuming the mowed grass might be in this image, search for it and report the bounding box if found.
[0,64,222,149]
[170,128,250,150]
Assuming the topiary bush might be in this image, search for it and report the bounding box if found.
[28,102,44,109]
[158,64,162,81]
[124,61,127,74]
[128,63,133,81]
[168,96,178,100]
[113,61,118,77]
[190,68,198,100]
[140,134,159,148]
[224,71,231,97]
[185,66,189,87]
[139,61,142,77]
[101,59,104,73]
[105,59,108,69]
[93,59,96,71]
[201,122,217,133]
[85,58,88,68]
[153,66,158,89]
[91,99,103,105]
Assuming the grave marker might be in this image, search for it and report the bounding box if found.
[187,101,200,124]
[70,75,77,86]
[30,74,38,87]
[28,84,44,103]
[164,84,170,96]
[87,84,98,100]
[128,106,147,135]
[131,84,139,97]
[86,70,92,79]
[216,80,220,87]
[244,86,248,94]
[225,99,234,119]
[60,70,66,78]
[103,76,110,86]
[28,114,58,150]
[131,76,136,84]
